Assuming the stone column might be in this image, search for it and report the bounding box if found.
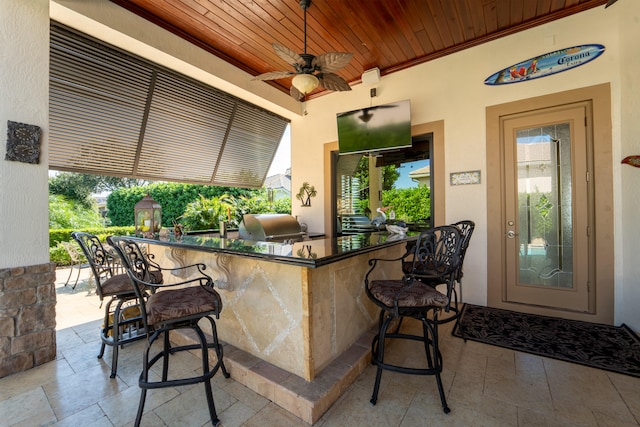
[0,0,52,377]
[0,263,57,378]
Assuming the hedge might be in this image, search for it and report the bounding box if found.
[107,183,255,227]
[49,226,135,248]
[50,226,135,266]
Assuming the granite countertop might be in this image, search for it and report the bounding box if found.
[131,231,418,268]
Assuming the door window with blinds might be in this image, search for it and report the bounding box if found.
[49,23,289,188]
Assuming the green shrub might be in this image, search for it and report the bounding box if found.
[107,183,254,227]
[50,242,73,266]
[174,191,292,231]
[382,186,431,223]
[235,191,291,220]
[179,194,236,231]
[49,226,135,266]
[49,226,135,248]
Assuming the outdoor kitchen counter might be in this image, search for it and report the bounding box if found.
[131,232,416,380]
[131,231,417,422]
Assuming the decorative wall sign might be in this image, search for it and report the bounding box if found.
[450,170,481,186]
[5,120,42,164]
[449,171,480,185]
[296,182,317,207]
[484,44,605,85]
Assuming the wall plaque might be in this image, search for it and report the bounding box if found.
[450,170,481,186]
[5,120,42,164]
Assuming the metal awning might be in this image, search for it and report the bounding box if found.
[49,23,289,188]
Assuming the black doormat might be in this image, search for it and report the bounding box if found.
[452,304,640,378]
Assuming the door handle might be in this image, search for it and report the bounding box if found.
[506,230,517,239]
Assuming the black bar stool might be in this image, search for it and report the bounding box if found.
[364,225,463,413]
[72,232,161,378]
[108,236,229,427]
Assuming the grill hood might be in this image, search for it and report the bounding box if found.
[238,214,305,242]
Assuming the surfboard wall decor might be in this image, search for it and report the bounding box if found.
[484,44,605,86]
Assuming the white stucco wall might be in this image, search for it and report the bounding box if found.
[619,5,640,331]
[291,4,637,325]
[0,0,50,268]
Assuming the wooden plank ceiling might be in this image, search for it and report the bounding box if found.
[110,0,609,99]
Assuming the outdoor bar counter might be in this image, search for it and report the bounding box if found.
[135,232,415,378]
[132,231,415,423]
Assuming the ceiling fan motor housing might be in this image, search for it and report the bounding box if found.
[299,53,317,74]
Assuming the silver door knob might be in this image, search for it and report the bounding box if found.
[506,230,516,239]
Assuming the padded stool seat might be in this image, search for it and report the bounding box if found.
[146,286,222,326]
[368,279,449,309]
[101,273,141,296]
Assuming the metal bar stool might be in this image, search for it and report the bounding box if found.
[60,241,91,289]
[108,236,230,427]
[72,232,160,378]
[364,225,463,413]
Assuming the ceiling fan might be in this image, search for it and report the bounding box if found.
[253,0,353,101]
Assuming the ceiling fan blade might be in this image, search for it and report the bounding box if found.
[605,0,618,7]
[313,52,353,73]
[318,73,352,92]
[290,85,304,101]
[273,43,306,68]
[253,70,295,81]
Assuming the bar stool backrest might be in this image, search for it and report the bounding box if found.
[451,220,475,281]
[71,232,121,300]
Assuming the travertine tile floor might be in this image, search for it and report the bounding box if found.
[1,267,639,426]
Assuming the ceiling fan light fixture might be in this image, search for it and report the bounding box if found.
[292,73,319,94]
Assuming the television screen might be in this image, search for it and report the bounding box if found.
[337,100,411,155]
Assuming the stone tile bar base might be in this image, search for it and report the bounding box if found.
[0,262,57,378]
[172,327,375,424]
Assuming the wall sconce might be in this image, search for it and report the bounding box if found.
[135,193,162,237]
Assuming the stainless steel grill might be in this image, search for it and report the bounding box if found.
[238,214,305,242]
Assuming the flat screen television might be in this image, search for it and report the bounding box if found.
[337,99,411,155]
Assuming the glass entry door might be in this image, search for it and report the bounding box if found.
[502,104,594,313]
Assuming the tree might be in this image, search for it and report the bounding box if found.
[353,155,399,198]
[349,155,400,213]
[97,176,149,191]
[49,172,150,208]
[49,194,105,229]
[49,172,101,208]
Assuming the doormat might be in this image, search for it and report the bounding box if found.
[452,304,640,378]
